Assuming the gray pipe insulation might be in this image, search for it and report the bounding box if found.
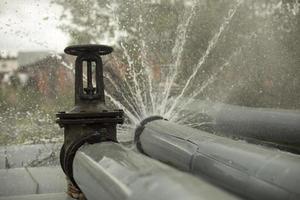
[73,142,239,200]
[214,104,300,146]
[185,101,300,149]
[135,118,300,200]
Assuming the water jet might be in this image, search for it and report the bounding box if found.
[56,45,238,200]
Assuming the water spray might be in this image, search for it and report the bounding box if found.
[55,45,238,200]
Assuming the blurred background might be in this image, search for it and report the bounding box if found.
[0,0,299,146]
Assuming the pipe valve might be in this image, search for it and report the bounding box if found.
[56,44,124,187]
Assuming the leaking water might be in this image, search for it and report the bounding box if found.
[0,0,300,146]
[102,0,244,135]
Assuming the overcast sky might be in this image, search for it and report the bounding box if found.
[0,0,69,55]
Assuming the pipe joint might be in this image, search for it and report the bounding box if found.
[134,115,166,153]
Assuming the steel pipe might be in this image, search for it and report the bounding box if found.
[135,118,300,200]
[73,142,239,200]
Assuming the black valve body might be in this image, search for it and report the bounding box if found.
[56,44,124,186]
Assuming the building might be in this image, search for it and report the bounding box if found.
[17,51,74,97]
[0,55,18,85]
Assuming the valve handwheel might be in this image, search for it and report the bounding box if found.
[64,44,113,56]
[64,44,114,103]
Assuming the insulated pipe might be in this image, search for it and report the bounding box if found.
[214,104,300,147]
[135,118,300,200]
[72,142,239,200]
[185,101,300,149]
